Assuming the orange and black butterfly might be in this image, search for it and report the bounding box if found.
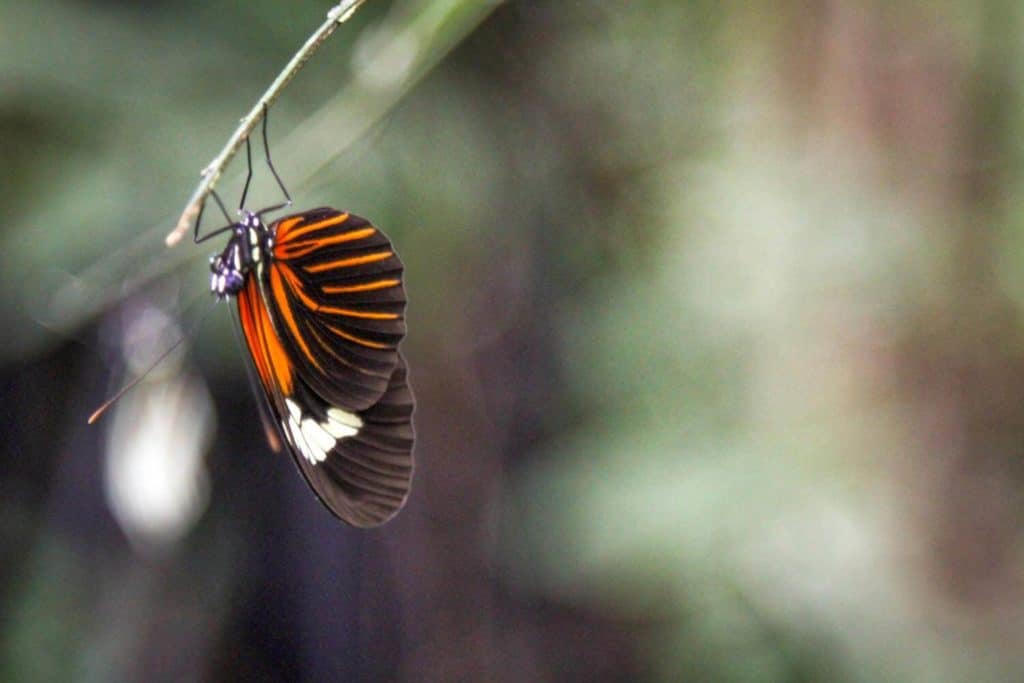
[198,109,413,527]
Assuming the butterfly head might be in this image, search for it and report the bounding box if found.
[209,211,269,300]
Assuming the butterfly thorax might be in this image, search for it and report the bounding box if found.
[209,211,273,300]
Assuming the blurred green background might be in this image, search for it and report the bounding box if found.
[4,0,1024,681]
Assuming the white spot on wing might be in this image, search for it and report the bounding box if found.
[324,408,361,439]
[306,419,336,452]
[301,419,333,462]
[327,407,362,428]
[323,420,355,439]
[286,416,302,448]
[289,416,320,465]
[283,400,363,464]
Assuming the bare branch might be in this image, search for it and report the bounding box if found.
[165,0,370,247]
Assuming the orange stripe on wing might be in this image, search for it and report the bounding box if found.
[274,216,304,239]
[305,251,393,274]
[275,227,376,260]
[270,264,323,372]
[307,323,390,376]
[322,279,400,294]
[237,281,269,388]
[318,307,399,320]
[276,212,350,244]
[280,263,400,320]
[238,278,293,395]
[325,323,393,349]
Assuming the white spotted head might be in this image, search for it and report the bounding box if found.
[209,212,270,300]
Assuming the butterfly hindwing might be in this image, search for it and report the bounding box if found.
[286,355,414,527]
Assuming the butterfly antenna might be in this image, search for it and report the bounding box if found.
[88,300,217,424]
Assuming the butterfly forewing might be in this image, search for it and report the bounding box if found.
[238,207,413,526]
[268,208,406,412]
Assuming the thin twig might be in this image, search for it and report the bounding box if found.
[44,0,498,335]
[165,0,370,247]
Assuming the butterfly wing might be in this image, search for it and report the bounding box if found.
[236,208,413,526]
[283,352,414,527]
[267,207,406,412]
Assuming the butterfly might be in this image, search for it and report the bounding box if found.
[200,109,414,527]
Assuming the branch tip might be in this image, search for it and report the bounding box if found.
[165,0,369,249]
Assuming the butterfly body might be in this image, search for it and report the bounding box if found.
[210,207,414,527]
[209,211,269,299]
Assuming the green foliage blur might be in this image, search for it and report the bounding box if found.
[4,1,1024,681]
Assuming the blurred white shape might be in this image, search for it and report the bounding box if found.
[102,306,215,553]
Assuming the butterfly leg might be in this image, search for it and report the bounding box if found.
[238,134,254,211]
[194,189,237,244]
[262,102,292,208]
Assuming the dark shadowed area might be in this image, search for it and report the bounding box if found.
[4,1,1024,681]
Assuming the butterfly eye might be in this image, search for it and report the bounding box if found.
[223,271,244,293]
